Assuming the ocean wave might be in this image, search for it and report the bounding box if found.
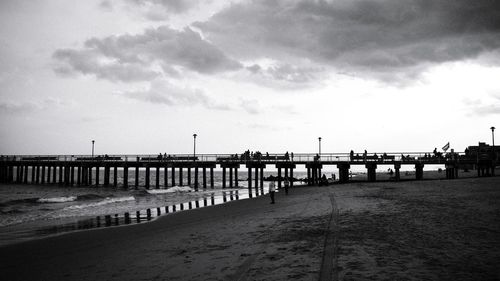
[64,196,135,210]
[37,196,78,203]
[147,186,192,194]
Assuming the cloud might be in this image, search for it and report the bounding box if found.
[195,0,500,83]
[464,95,500,116]
[119,80,231,110]
[239,99,260,114]
[124,0,200,20]
[0,98,71,114]
[53,26,242,82]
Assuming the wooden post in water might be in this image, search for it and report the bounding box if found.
[260,167,264,188]
[70,166,75,185]
[187,167,191,186]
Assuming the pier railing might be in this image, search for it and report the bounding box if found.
[0,152,470,164]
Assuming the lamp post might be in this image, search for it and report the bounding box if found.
[491,127,496,160]
[193,134,197,161]
[318,137,322,156]
[91,140,95,158]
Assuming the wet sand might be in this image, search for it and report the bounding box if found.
[1,176,499,280]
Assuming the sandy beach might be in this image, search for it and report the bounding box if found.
[1,176,499,280]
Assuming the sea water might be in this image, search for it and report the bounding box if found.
[0,170,310,246]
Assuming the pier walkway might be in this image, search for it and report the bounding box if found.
[0,151,497,189]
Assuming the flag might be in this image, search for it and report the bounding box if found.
[442,142,450,152]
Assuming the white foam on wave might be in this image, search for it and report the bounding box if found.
[37,196,77,203]
[64,196,135,210]
[147,186,192,194]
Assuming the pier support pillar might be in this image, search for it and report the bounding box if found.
[163,166,168,187]
[210,167,214,188]
[260,167,264,188]
[113,166,118,187]
[171,167,175,187]
[145,166,150,189]
[394,163,401,181]
[41,166,46,184]
[70,166,75,185]
[415,163,424,180]
[135,166,139,189]
[65,165,71,186]
[187,167,191,186]
[179,167,183,186]
[337,163,350,183]
[95,166,100,186]
[203,167,207,189]
[307,168,311,185]
[229,168,233,188]
[123,166,128,188]
[254,168,258,190]
[445,163,458,179]
[248,167,252,192]
[52,166,56,184]
[234,168,238,187]
[366,163,377,182]
[290,168,294,187]
[222,167,226,188]
[155,167,160,189]
[104,166,110,186]
[278,168,282,188]
[77,166,81,185]
[194,166,199,190]
[36,165,41,184]
[24,165,29,184]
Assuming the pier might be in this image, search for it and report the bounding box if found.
[0,146,497,189]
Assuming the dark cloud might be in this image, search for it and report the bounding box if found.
[53,26,242,82]
[196,0,500,82]
[119,80,231,110]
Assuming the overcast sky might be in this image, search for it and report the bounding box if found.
[1,0,499,155]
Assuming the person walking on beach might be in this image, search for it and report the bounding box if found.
[284,177,290,195]
[269,181,276,204]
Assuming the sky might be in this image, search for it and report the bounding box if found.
[0,0,499,156]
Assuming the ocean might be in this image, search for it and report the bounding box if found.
[0,170,310,246]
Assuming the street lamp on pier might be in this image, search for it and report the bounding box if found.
[318,137,322,157]
[491,127,496,160]
[193,134,197,161]
[91,140,95,158]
